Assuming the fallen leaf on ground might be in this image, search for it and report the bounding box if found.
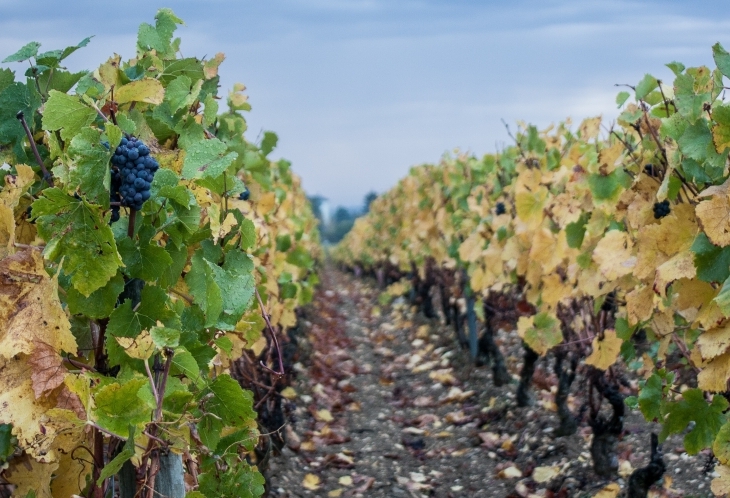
[445,410,471,425]
[441,387,475,403]
[302,474,320,490]
[315,409,334,422]
[429,368,458,385]
[593,483,620,498]
[497,465,522,479]
[618,459,633,477]
[532,465,561,483]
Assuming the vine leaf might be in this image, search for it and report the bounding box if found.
[181,137,238,180]
[585,330,623,370]
[638,374,663,421]
[32,188,122,296]
[117,237,173,282]
[92,377,149,435]
[41,90,96,142]
[712,464,730,496]
[696,181,730,247]
[27,342,67,399]
[66,272,125,319]
[516,312,562,356]
[115,78,165,106]
[0,356,59,459]
[67,127,117,207]
[0,249,76,358]
[592,230,635,281]
[1,41,41,63]
[660,389,728,454]
[3,453,57,498]
[107,285,176,339]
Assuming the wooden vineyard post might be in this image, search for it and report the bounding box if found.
[464,273,479,360]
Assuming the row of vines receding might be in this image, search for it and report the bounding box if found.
[333,43,730,497]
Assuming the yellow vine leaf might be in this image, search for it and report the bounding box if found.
[0,202,14,258]
[458,231,484,263]
[598,140,623,175]
[592,230,635,281]
[540,273,572,309]
[634,204,697,280]
[672,278,716,323]
[698,351,730,392]
[0,249,76,359]
[115,330,155,360]
[114,78,165,105]
[515,188,548,229]
[4,454,57,498]
[654,251,696,297]
[0,165,36,258]
[696,178,730,247]
[625,284,655,326]
[620,174,658,231]
[712,464,730,496]
[203,52,226,79]
[579,116,602,141]
[698,325,730,361]
[651,309,675,339]
[529,228,564,274]
[585,330,623,370]
[0,356,61,459]
[257,191,277,215]
[50,428,93,497]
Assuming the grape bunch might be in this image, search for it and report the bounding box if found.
[110,136,159,216]
[653,200,670,219]
[239,186,250,201]
[495,202,506,215]
[644,163,657,177]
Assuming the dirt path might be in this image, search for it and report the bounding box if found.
[264,266,715,498]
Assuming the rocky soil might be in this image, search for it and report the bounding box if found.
[263,266,717,498]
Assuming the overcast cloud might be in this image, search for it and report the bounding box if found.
[1,0,729,206]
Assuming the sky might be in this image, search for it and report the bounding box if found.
[1,0,730,208]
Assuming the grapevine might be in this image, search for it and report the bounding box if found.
[0,9,320,498]
[334,42,730,496]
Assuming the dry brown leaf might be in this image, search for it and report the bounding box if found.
[27,342,68,399]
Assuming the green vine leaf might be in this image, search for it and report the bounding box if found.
[32,188,122,296]
[42,90,96,142]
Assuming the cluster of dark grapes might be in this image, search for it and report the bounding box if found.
[110,136,159,219]
[653,200,670,219]
[495,202,506,215]
[601,290,616,312]
[239,186,250,201]
[644,163,658,177]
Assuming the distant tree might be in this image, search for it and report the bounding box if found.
[307,195,326,223]
[334,206,352,223]
[363,191,378,213]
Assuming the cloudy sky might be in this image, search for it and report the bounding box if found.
[1,0,729,207]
